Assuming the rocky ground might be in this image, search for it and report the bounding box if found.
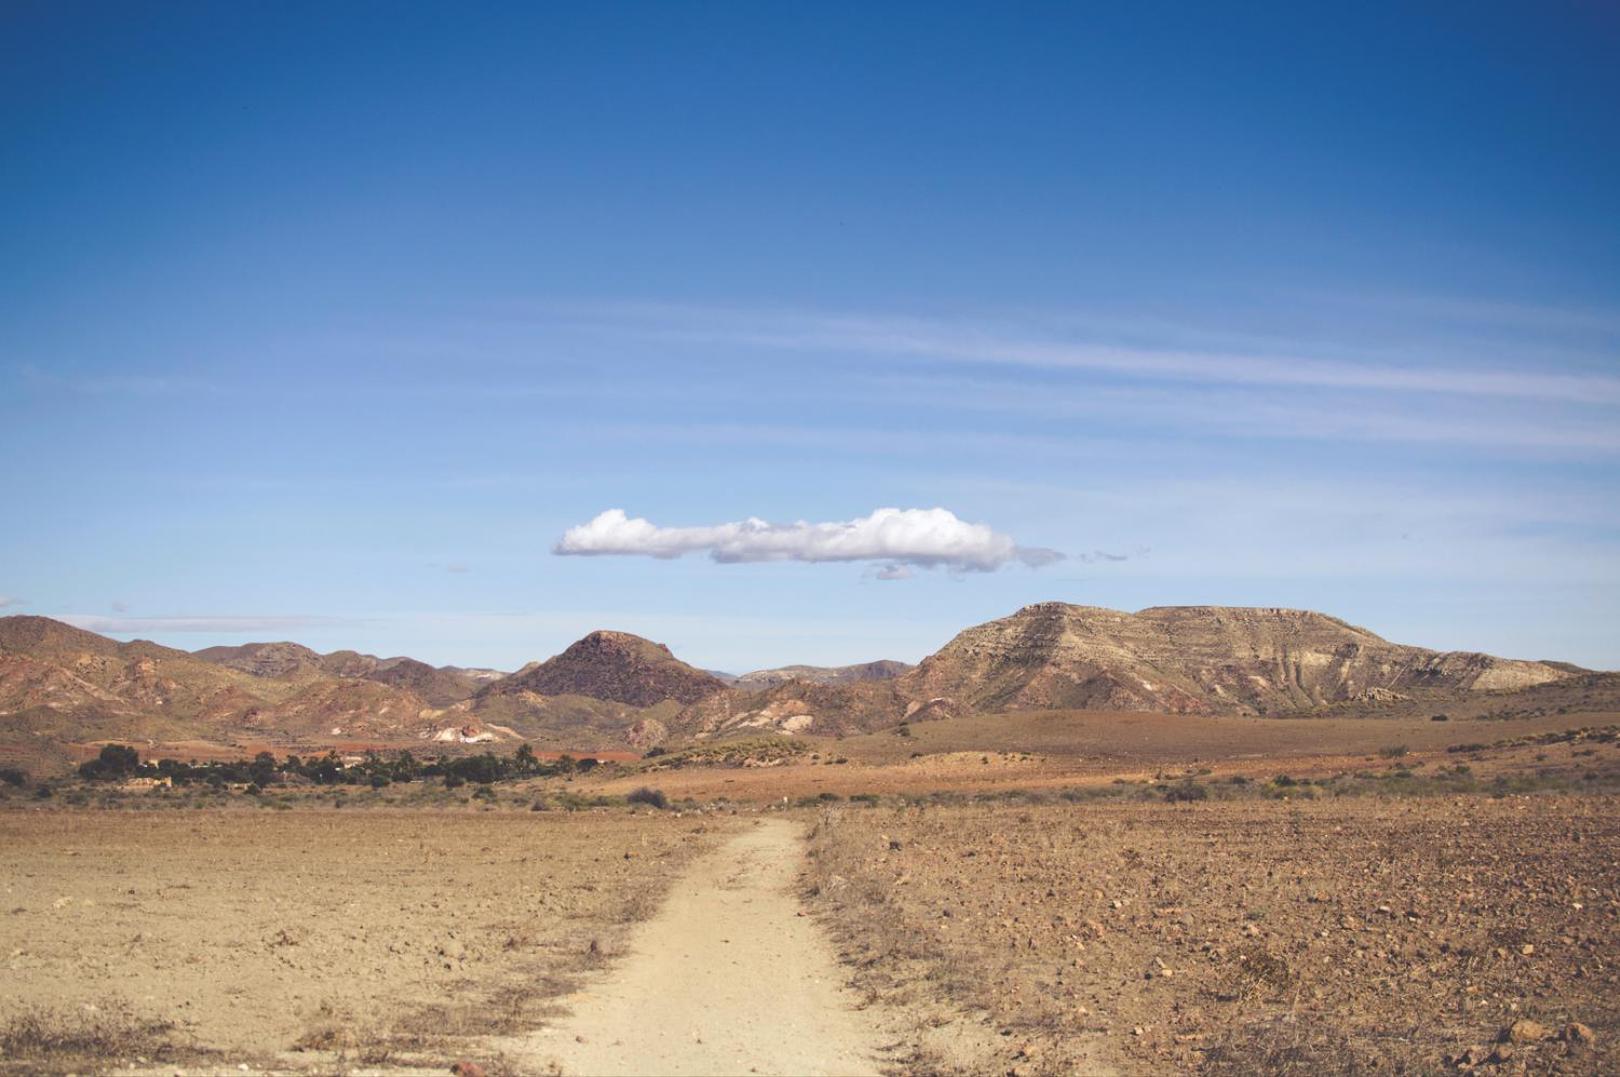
[805,795,1619,1075]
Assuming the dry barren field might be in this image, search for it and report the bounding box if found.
[583,708,1620,803]
[1,715,1617,1075]
[806,795,1620,1075]
[0,809,727,1074]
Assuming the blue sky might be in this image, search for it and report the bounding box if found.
[2,2,1617,672]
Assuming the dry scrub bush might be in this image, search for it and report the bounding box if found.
[0,1002,194,1069]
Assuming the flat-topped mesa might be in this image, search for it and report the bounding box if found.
[481,630,728,708]
[898,602,1574,716]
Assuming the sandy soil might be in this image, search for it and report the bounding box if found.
[0,809,726,1073]
[509,819,891,1076]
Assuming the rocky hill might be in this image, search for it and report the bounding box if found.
[194,642,487,707]
[478,631,727,708]
[734,660,912,691]
[0,616,441,746]
[899,603,1579,716]
[195,641,334,678]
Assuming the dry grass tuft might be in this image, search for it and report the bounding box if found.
[0,1002,198,1071]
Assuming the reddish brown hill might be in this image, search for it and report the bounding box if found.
[0,616,446,749]
[480,631,726,708]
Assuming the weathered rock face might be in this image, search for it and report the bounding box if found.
[671,679,915,740]
[480,630,727,709]
[899,603,1576,716]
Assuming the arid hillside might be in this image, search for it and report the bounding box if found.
[194,642,489,707]
[479,630,727,708]
[734,660,912,690]
[668,679,924,740]
[2,606,1607,774]
[900,603,1578,715]
[0,616,443,751]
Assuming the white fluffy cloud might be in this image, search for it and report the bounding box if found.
[554,508,1063,574]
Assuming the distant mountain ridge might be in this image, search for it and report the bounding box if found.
[0,605,1600,765]
[194,641,493,707]
[734,660,912,690]
[0,615,435,745]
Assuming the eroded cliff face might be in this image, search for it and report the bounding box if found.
[898,603,1573,716]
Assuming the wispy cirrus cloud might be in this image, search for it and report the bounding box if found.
[556,302,1620,406]
[58,614,362,634]
[554,507,1063,574]
[0,595,23,609]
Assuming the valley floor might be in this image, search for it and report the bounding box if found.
[2,713,1618,1075]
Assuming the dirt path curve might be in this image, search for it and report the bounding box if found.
[516,818,888,1076]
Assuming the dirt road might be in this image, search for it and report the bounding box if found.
[515,818,887,1076]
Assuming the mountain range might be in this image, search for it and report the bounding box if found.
[1,604,1608,769]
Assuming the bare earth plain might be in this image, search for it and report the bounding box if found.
[0,810,729,1074]
[1,706,1617,1075]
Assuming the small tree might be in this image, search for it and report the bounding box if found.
[79,744,140,781]
[249,751,278,787]
[514,743,540,776]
